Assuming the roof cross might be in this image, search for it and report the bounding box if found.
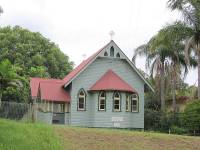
[109,30,115,41]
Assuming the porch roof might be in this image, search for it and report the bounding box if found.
[30,78,62,98]
[89,69,137,93]
[39,81,71,102]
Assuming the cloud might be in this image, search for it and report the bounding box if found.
[0,0,197,85]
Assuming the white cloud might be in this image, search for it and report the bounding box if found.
[0,0,197,85]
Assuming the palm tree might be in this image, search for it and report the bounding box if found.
[133,22,197,111]
[133,34,172,111]
[168,0,200,98]
[0,6,3,15]
[0,59,23,102]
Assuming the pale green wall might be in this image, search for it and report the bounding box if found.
[70,57,145,128]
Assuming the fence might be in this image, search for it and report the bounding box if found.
[0,101,33,122]
[144,109,200,136]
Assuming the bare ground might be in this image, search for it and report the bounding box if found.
[54,127,200,150]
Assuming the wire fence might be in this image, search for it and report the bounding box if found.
[144,109,200,136]
[0,101,33,122]
[0,101,199,136]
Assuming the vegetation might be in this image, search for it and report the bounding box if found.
[1,119,200,150]
[0,119,62,150]
[0,6,3,15]
[133,22,197,111]
[183,100,200,132]
[0,26,73,102]
[55,126,200,150]
[168,0,200,98]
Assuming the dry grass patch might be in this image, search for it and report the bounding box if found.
[55,126,200,150]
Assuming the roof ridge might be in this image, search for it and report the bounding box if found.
[62,41,112,86]
[89,69,137,93]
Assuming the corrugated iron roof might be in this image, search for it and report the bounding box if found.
[30,78,62,99]
[89,69,137,93]
[62,41,111,86]
[39,81,71,102]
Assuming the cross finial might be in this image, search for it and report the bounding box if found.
[109,30,115,41]
[82,53,86,60]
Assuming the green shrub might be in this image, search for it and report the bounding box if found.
[182,100,200,132]
[170,126,188,135]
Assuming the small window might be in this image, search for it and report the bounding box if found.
[104,51,108,56]
[113,92,121,111]
[126,94,130,111]
[98,91,106,111]
[131,94,139,112]
[116,53,120,58]
[110,46,114,57]
[53,103,65,113]
[78,89,86,111]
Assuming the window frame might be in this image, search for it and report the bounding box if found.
[110,46,114,57]
[104,51,108,56]
[98,91,106,111]
[77,89,86,111]
[126,94,131,112]
[131,94,139,112]
[116,52,120,58]
[113,91,121,112]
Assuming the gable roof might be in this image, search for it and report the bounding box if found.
[39,80,71,102]
[30,78,62,98]
[89,69,137,93]
[63,40,154,92]
[63,42,110,86]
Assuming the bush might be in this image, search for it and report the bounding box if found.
[182,100,200,133]
[145,109,184,132]
[170,126,188,135]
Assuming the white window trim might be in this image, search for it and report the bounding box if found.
[78,90,86,111]
[131,94,139,112]
[126,94,130,112]
[113,92,121,112]
[99,92,106,111]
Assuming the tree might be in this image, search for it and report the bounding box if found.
[168,0,200,98]
[183,100,200,133]
[159,22,197,111]
[0,26,74,102]
[133,33,171,111]
[0,6,3,15]
[0,59,23,102]
[133,22,196,111]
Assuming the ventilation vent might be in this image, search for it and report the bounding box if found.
[110,46,114,57]
[116,53,120,58]
[104,51,108,56]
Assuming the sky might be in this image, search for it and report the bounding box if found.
[0,0,197,85]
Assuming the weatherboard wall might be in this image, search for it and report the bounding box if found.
[70,57,144,128]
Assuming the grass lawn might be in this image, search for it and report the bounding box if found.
[0,119,62,150]
[55,126,200,150]
[1,119,200,150]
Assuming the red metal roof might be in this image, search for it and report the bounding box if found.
[62,42,111,86]
[39,81,71,102]
[89,70,137,93]
[30,78,62,99]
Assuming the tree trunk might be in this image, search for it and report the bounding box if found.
[0,91,2,107]
[172,79,176,112]
[160,64,165,111]
[198,51,200,99]
[0,80,2,106]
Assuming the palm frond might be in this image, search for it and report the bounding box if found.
[181,6,198,27]
[167,0,185,10]
[0,6,3,14]
[132,44,148,63]
[185,35,195,64]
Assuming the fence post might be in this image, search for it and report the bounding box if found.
[29,103,31,122]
